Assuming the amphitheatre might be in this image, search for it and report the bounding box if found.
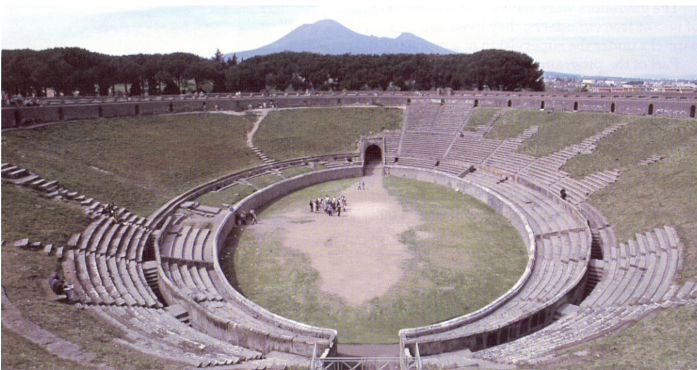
[2,90,697,370]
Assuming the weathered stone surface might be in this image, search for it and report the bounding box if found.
[14,238,29,248]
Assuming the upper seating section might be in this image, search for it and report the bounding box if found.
[433,102,472,133]
[404,101,441,131]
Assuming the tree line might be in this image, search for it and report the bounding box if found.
[1,47,543,97]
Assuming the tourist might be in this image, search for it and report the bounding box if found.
[560,188,568,201]
[48,272,70,296]
[310,199,314,213]
[249,209,257,224]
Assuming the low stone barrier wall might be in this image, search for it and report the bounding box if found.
[211,166,363,340]
[388,165,590,357]
[153,163,364,357]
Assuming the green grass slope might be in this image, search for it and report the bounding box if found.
[2,113,261,216]
[253,107,403,160]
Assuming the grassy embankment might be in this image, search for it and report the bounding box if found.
[254,106,404,160]
[482,109,697,369]
[223,176,528,344]
[195,106,404,207]
[1,113,259,370]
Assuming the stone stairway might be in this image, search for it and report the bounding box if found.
[251,146,276,165]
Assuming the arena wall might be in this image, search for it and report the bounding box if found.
[4,91,694,129]
[388,165,590,356]
[154,165,366,357]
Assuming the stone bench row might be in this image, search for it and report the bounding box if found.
[161,258,223,302]
[68,217,149,261]
[471,304,661,366]
[582,226,683,308]
[88,304,261,368]
[161,225,214,262]
[157,221,337,353]
[444,136,501,165]
[482,141,536,174]
[383,131,401,156]
[395,165,588,358]
[62,249,161,307]
[399,132,453,158]
[406,229,589,354]
[1,163,30,179]
[548,170,621,205]
[434,161,471,176]
[197,298,335,353]
[467,172,585,235]
[404,105,440,131]
[390,156,436,170]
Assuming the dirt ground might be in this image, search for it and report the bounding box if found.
[251,164,422,306]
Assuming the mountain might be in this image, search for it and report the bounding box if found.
[225,19,454,60]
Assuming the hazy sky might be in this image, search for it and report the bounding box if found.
[2,3,696,78]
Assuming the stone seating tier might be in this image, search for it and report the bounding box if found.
[444,136,501,165]
[161,260,223,302]
[383,131,401,156]
[397,166,589,357]
[471,304,661,366]
[434,161,470,176]
[87,305,261,367]
[581,226,682,308]
[399,131,454,159]
[405,229,588,353]
[432,104,472,133]
[404,103,441,132]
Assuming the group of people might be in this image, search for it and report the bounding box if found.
[101,203,121,223]
[2,92,41,107]
[234,209,257,225]
[310,195,347,217]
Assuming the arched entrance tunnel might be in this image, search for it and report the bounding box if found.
[364,144,383,165]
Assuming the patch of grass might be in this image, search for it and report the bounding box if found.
[281,165,314,178]
[1,183,93,245]
[254,107,403,160]
[223,176,527,343]
[561,304,697,370]
[1,327,97,370]
[195,183,257,208]
[486,110,631,156]
[464,107,503,130]
[1,113,262,216]
[516,114,631,158]
[247,173,284,189]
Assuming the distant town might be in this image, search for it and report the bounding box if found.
[544,73,696,93]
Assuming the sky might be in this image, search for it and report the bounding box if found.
[2,3,697,79]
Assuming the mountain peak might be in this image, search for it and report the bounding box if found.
[227,19,454,60]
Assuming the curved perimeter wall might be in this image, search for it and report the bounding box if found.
[154,165,363,357]
[388,165,590,356]
[3,91,696,129]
